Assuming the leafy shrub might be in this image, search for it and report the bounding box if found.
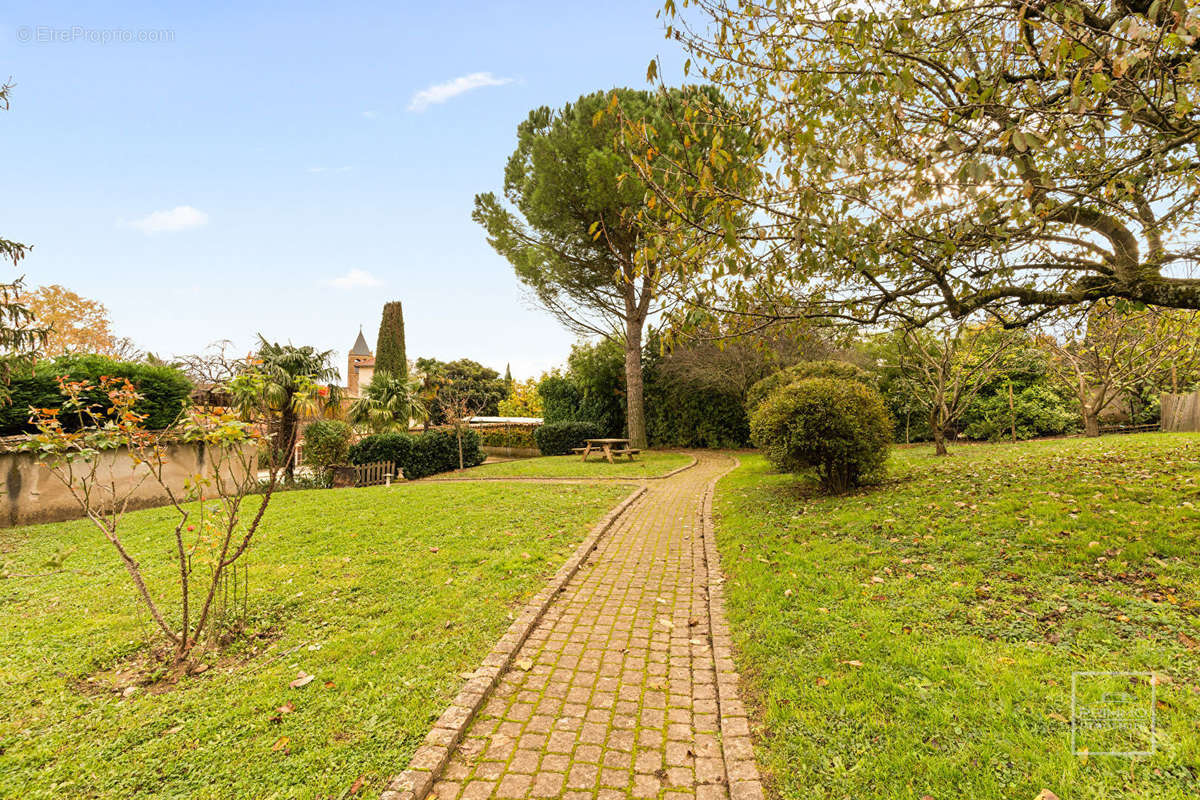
[746,360,875,413]
[534,421,604,456]
[301,420,353,469]
[0,354,192,435]
[476,426,539,449]
[645,381,750,448]
[749,377,892,493]
[348,429,484,479]
[962,384,1079,441]
[537,375,581,423]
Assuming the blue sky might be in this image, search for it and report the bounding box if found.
[2,1,686,380]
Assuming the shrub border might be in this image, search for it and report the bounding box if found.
[380,483,648,800]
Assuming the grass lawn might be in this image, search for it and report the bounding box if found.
[462,450,693,479]
[715,433,1200,800]
[0,480,630,799]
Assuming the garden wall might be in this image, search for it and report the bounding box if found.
[0,441,255,528]
[1162,391,1200,432]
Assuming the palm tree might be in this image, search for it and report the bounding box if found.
[235,336,340,480]
[348,371,425,433]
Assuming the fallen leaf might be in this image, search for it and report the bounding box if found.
[815,676,829,686]
[350,775,365,795]
[657,617,674,630]
[277,701,295,715]
[839,659,864,667]
[429,546,439,553]
[324,681,335,689]
[163,724,183,735]
[514,658,534,671]
[289,672,315,689]
[272,735,290,752]
[1034,791,1060,800]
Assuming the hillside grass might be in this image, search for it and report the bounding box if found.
[715,434,1200,800]
[0,480,630,799]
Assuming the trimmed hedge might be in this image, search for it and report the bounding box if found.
[348,429,485,479]
[0,354,192,435]
[746,360,875,414]
[477,426,538,449]
[533,421,603,456]
[645,381,750,448]
[750,377,892,493]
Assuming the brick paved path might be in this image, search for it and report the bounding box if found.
[415,453,760,800]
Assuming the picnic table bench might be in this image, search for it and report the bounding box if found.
[573,438,640,464]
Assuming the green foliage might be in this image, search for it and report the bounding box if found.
[568,339,625,438]
[472,86,745,337]
[533,341,626,437]
[643,345,750,447]
[645,382,749,448]
[746,360,875,414]
[537,375,581,423]
[533,421,604,456]
[0,354,192,435]
[374,301,407,381]
[415,358,507,424]
[749,378,892,493]
[349,429,484,479]
[497,377,543,418]
[348,372,422,432]
[650,1,1200,325]
[476,426,538,449]
[301,420,353,469]
[962,384,1080,441]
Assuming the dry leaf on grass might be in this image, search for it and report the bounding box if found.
[271,736,290,752]
[289,672,315,689]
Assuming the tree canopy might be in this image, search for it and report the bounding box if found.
[374,301,408,380]
[636,0,1200,329]
[473,85,756,447]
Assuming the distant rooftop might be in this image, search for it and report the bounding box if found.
[349,329,372,356]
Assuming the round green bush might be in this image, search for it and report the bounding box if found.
[533,421,604,456]
[301,420,353,470]
[746,360,875,414]
[749,377,893,493]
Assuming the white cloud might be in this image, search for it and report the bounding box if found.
[408,72,512,112]
[125,205,209,234]
[325,269,383,290]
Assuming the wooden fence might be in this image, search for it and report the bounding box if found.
[1161,391,1200,433]
[355,460,396,487]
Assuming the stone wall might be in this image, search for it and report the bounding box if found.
[0,442,255,529]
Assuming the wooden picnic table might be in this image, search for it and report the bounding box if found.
[574,438,641,464]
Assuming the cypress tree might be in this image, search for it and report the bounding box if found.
[374,301,407,380]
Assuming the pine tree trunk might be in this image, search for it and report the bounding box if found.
[624,317,647,450]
